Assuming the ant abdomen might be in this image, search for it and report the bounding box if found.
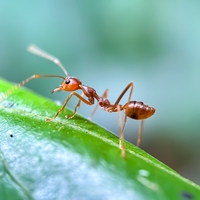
[123,101,155,120]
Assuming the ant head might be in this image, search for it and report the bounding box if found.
[52,76,82,93]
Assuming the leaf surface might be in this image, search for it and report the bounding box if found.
[0,79,199,200]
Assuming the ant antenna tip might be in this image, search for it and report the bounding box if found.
[26,44,69,76]
[27,44,36,52]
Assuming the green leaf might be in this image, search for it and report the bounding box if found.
[0,78,199,200]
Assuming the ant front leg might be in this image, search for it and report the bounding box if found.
[66,91,84,119]
[46,92,92,122]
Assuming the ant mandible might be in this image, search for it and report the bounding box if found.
[0,45,155,157]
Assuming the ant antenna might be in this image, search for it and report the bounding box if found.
[0,74,65,103]
[27,44,68,76]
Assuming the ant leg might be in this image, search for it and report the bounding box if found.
[120,114,144,147]
[137,120,144,146]
[66,92,84,119]
[46,92,92,122]
[0,74,65,103]
[113,82,144,146]
[122,115,128,133]
[111,82,133,156]
[117,104,126,158]
[88,89,109,120]
[113,82,134,106]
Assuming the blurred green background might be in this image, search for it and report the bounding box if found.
[0,1,200,185]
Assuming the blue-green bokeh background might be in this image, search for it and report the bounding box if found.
[0,1,200,184]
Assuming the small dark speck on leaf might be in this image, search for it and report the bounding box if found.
[7,130,13,137]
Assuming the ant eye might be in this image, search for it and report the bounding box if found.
[65,79,70,84]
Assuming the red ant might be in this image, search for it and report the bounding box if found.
[0,45,155,157]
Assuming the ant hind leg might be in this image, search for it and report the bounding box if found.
[117,104,126,158]
[136,120,144,147]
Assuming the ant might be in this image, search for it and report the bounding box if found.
[0,45,155,157]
